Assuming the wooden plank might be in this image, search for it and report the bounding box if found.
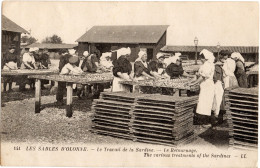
[229,107,258,113]
[230,112,258,120]
[231,132,258,139]
[95,104,131,112]
[35,79,41,113]
[225,98,258,105]
[94,99,133,107]
[91,129,131,139]
[93,124,130,132]
[232,125,258,132]
[233,128,258,136]
[93,120,129,128]
[233,136,258,144]
[226,101,258,108]
[95,110,131,118]
[94,115,130,122]
[66,83,73,117]
[95,107,130,115]
[227,115,258,124]
[93,118,129,126]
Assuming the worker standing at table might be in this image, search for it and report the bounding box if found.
[212,56,225,126]
[80,51,103,99]
[231,52,248,88]
[19,48,37,90]
[134,50,155,81]
[219,50,238,89]
[55,49,71,105]
[165,55,196,79]
[100,52,113,71]
[148,52,166,78]
[2,45,18,92]
[112,47,135,92]
[189,49,215,127]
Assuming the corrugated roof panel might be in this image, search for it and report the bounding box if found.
[2,15,28,33]
[25,43,77,49]
[76,25,169,44]
[161,45,259,54]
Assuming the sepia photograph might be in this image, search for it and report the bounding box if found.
[0,1,259,167]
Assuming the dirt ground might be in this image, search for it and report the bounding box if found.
[1,84,230,149]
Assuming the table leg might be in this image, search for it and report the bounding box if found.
[35,79,41,113]
[173,89,180,97]
[66,83,73,117]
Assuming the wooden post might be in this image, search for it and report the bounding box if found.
[66,83,73,117]
[35,79,41,113]
[173,89,180,97]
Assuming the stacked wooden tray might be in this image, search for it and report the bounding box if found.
[132,95,197,146]
[91,92,143,139]
[225,87,258,150]
[92,92,198,146]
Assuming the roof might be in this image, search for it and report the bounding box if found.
[76,25,169,44]
[161,45,259,54]
[2,15,28,33]
[25,43,77,49]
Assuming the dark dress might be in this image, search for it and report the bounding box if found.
[134,61,150,78]
[41,53,51,68]
[112,57,132,77]
[166,63,184,79]
[2,51,17,68]
[234,60,248,88]
[2,51,18,83]
[56,54,72,102]
[81,54,98,72]
[148,60,164,73]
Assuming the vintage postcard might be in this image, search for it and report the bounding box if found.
[1,1,259,167]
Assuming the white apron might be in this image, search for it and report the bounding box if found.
[196,78,215,116]
[212,81,224,116]
[112,73,130,92]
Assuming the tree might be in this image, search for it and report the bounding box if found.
[21,35,37,45]
[42,34,62,44]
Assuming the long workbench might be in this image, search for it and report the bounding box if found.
[28,72,114,117]
[120,78,199,97]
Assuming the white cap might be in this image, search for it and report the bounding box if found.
[29,48,35,52]
[231,52,245,63]
[69,49,76,55]
[34,47,39,51]
[117,47,131,59]
[156,52,165,59]
[83,51,89,56]
[200,49,215,63]
[175,53,181,57]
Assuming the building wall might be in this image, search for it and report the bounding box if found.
[153,31,167,60]
[2,31,21,54]
[78,42,89,56]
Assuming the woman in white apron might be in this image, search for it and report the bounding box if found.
[134,50,155,81]
[112,47,134,92]
[189,49,215,126]
[219,50,238,89]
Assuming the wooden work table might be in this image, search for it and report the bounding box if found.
[28,72,113,117]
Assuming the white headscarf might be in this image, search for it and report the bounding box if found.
[100,52,112,61]
[83,51,89,57]
[135,50,148,68]
[200,49,215,63]
[156,52,164,59]
[116,47,131,59]
[34,47,39,52]
[29,48,35,52]
[69,49,76,55]
[175,52,181,57]
[231,52,245,63]
[168,55,180,64]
